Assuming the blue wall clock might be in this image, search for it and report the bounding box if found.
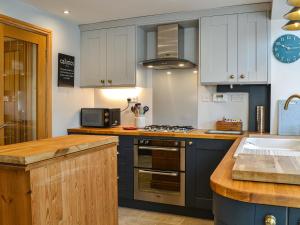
[273,34,300,63]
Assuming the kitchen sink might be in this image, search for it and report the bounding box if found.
[234,137,300,158]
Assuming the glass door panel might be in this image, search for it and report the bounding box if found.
[0,23,47,146]
[3,37,37,145]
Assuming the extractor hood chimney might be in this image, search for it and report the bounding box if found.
[141,24,197,70]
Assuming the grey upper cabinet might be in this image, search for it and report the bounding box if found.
[81,29,107,87]
[201,15,238,84]
[80,26,136,87]
[107,26,136,87]
[201,11,269,85]
[238,12,268,83]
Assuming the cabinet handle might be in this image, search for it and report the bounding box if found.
[100,80,105,84]
[188,141,193,146]
[108,80,112,84]
[229,75,235,79]
[240,74,246,79]
[265,215,276,225]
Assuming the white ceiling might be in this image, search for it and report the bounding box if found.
[21,0,271,25]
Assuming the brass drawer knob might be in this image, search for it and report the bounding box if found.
[188,141,193,146]
[265,215,276,225]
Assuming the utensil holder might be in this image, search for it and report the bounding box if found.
[135,116,146,129]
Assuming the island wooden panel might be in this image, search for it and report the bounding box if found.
[0,135,118,165]
[67,127,244,140]
[211,138,300,208]
[30,145,118,225]
[0,135,118,225]
[0,166,31,225]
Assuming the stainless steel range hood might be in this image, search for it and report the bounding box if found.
[141,24,197,70]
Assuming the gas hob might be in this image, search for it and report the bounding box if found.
[143,125,194,133]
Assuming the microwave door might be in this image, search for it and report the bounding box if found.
[81,109,105,127]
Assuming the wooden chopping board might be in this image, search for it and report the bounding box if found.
[232,154,300,185]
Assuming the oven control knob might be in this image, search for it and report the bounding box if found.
[104,112,109,117]
[188,141,193,146]
[104,118,109,123]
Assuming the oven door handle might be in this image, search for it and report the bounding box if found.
[138,146,179,152]
[138,169,179,177]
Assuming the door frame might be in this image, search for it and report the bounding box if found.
[0,14,52,139]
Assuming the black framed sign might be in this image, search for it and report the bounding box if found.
[58,53,75,87]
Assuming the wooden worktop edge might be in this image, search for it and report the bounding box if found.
[210,138,300,208]
[67,127,242,140]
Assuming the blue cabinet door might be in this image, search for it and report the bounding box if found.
[289,208,300,225]
[255,205,287,225]
[118,136,134,200]
[213,193,255,225]
[186,139,233,210]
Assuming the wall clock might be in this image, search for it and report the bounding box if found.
[273,34,300,63]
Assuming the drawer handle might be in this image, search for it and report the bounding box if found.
[265,215,276,225]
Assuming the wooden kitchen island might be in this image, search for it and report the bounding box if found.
[211,138,300,225]
[0,135,118,225]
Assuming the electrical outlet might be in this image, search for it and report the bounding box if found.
[131,97,138,103]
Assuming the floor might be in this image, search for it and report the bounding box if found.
[119,207,214,225]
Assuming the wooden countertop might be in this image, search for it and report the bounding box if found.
[211,137,300,208]
[67,127,244,140]
[0,135,118,166]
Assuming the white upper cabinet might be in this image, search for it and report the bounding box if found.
[80,26,136,87]
[81,29,107,87]
[201,11,269,85]
[237,12,268,83]
[201,15,238,84]
[107,26,136,86]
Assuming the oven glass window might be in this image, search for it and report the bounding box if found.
[137,169,181,194]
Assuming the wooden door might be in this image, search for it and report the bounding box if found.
[80,29,107,87]
[201,15,238,84]
[238,12,268,84]
[0,23,47,145]
[107,26,136,87]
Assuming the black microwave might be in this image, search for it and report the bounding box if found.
[81,108,121,128]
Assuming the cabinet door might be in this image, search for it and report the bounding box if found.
[186,139,233,210]
[80,30,107,87]
[201,15,238,84]
[238,12,268,83]
[255,205,287,225]
[288,208,300,225]
[107,26,136,86]
[118,136,134,200]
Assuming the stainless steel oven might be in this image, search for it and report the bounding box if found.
[134,138,185,206]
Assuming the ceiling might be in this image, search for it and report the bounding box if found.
[21,0,271,25]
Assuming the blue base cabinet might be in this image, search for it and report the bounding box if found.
[117,136,134,200]
[213,193,300,225]
[186,139,233,210]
